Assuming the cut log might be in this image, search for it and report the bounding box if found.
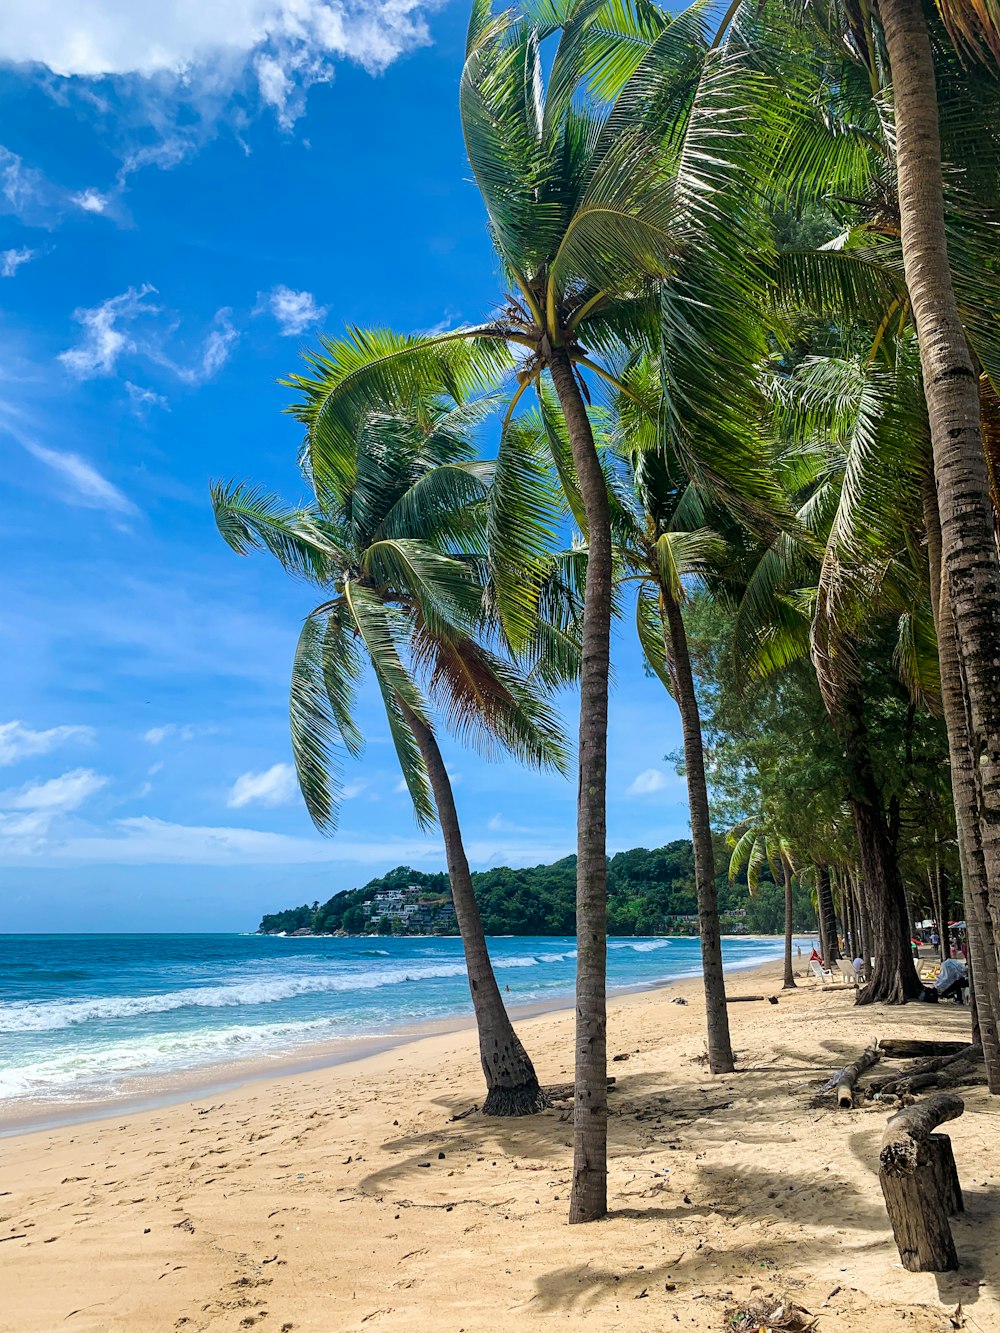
[726,995,766,1003]
[879,1093,965,1175]
[926,1135,963,1217]
[879,1163,958,1272]
[837,1042,881,1108]
[877,1094,965,1272]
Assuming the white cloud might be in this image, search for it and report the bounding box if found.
[71,187,110,213]
[487,812,531,834]
[257,284,328,336]
[0,145,53,224]
[59,287,237,386]
[157,308,238,384]
[58,284,158,378]
[626,767,668,798]
[342,779,367,799]
[125,381,169,413]
[227,761,298,809]
[22,439,137,514]
[0,814,573,867]
[0,720,93,767]
[142,723,199,745]
[2,767,107,812]
[1,246,34,276]
[0,2,434,88]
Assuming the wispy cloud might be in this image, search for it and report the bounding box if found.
[0,720,93,767]
[0,814,572,868]
[626,767,669,797]
[58,287,238,387]
[1,246,35,277]
[227,762,299,809]
[125,381,169,414]
[142,723,201,745]
[152,308,239,384]
[58,284,158,379]
[256,285,328,336]
[2,767,108,812]
[22,440,137,514]
[0,144,55,225]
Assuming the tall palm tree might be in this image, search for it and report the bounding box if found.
[284,0,774,1221]
[728,821,797,989]
[212,396,570,1115]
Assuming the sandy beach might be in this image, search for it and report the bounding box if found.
[2,958,996,1333]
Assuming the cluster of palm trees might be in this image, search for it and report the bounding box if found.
[213,0,1000,1224]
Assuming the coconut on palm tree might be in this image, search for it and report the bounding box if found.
[212,393,570,1115]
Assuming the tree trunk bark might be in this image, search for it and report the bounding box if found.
[548,348,611,1224]
[818,865,840,967]
[661,587,735,1071]
[401,702,547,1115]
[840,696,923,1003]
[923,475,1000,1089]
[781,854,796,989]
[879,0,1000,946]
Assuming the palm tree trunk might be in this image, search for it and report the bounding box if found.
[879,0,1000,943]
[818,865,840,968]
[923,475,1000,1090]
[781,855,796,989]
[660,590,735,1072]
[840,692,923,1004]
[548,348,611,1224]
[400,701,547,1115]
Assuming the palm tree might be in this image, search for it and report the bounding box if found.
[283,0,774,1222]
[604,397,736,1072]
[727,821,797,988]
[212,395,570,1115]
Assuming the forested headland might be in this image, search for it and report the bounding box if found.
[258,840,817,938]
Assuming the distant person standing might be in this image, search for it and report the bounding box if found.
[930,929,940,949]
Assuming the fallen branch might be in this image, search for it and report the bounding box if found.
[837,1042,881,1107]
[873,1047,982,1097]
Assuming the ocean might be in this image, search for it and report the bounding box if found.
[0,932,807,1118]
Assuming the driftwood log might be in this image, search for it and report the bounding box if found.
[878,1093,965,1272]
[837,1042,881,1107]
[874,1046,983,1097]
[879,1039,967,1059]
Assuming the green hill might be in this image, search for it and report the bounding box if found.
[258,840,818,937]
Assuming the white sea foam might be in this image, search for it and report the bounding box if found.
[0,961,472,1034]
[608,939,672,952]
[0,1015,366,1098]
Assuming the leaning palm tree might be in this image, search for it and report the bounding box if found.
[283,0,776,1221]
[212,395,570,1115]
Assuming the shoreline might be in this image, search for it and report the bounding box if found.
[0,938,814,1140]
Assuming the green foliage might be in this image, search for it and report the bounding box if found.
[257,841,770,937]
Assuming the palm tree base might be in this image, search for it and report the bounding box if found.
[482,1078,550,1117]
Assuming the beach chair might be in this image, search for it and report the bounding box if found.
[809,960,834,985]
[836,959,862,986]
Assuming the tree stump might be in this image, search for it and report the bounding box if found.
[878,1094,965,1272]
[926,1134,963,1217]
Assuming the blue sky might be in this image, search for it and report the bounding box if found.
[0,0,691,932]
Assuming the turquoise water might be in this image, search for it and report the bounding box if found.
[0,933,803,1108]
